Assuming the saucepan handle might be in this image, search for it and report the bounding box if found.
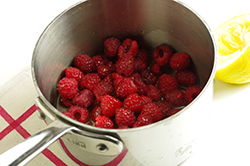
[0,96,124,166]
[0,120,75,166]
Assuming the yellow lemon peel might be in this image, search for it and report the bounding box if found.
[214,14,250,84]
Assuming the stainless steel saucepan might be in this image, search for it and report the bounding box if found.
[0,0,217,165]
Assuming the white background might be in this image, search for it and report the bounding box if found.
[1,0,250,165]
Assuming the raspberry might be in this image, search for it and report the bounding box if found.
[140,102,162,122]
[115,77,138,98]
[133,114,154,128]
[92,81,114,101]
[105,61,116,72]
[175,70,197,86]
[141,69,157,85]
[140,95,153,105]
[92,55,104,71]
[131,72,142,81]
[91,99,99,108]
[123,93,142,113]
[73,54,94,73]
[101,95,122,117]
[153,45,174,66]
[62,111,75,119]
[97,65,112,78]
[65,67,84,82]
[117,126,129,129]
[104,37,121,57]
[67,105,89,123]
[156,101,173,119]
[134,58,147,72]
[60,97,73,108]
[72,89,94,108]
[169,52,190,70]
[117,38,139,59]
[150,62,163,76]
[95,115,114,129]
[185,86,202,104]
[91,105,102,122]
[165,89,185,107]
[166,109,181,117]
[79,77,85,89]
[158,74,178,95]
[81,73,101,90]
[115,55,134,77]
[133,78,148,95]
[112,73,124,87]
[115,107,136,127]
[57,77,78,99]
[136,49,150,66]
[101,54,110,64]
[146,85,162,101]
[102,74,114,85]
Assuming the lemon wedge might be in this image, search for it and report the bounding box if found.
[214,14,250,84]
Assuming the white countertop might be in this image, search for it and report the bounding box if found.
[1,0,250,165]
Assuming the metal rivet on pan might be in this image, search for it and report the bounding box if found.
[96,143,109,153]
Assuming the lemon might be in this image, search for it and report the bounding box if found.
[214,13,250,84]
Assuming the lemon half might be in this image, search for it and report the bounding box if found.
[214,14,250,84]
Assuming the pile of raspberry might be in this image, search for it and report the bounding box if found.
[57,37,202,129]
